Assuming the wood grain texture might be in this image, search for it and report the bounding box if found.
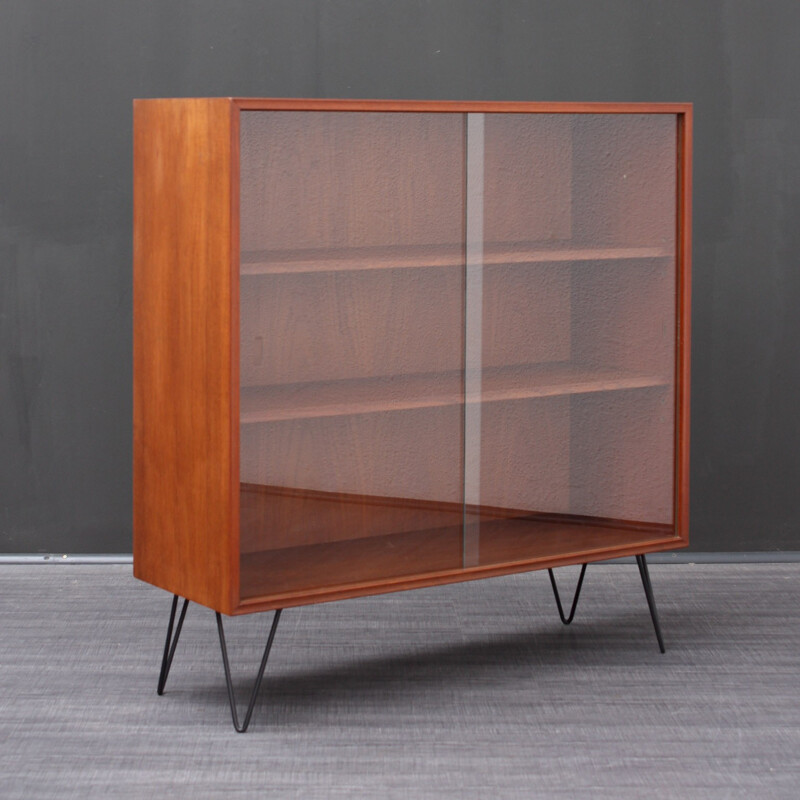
[239,483,464,553]
[232,98,694,115]
[482,114,573,243]
[239,267,464,387]
[240,111,464,252]
[675,108,693,544]
[239,483,673,556]
[570,114,678,248]
[567,262,676,523]
[239,365,669,423]
[229,102,242,606]
[240,243,672,276]
[238,516,680,611]
[133,98,237,614]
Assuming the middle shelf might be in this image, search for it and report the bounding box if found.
[240,242,675,277]
[240,363,670,424]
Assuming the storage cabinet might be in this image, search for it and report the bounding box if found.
[134,99,691,619]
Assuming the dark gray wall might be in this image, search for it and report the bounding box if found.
[1,1,799,553]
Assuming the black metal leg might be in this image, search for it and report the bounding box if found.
[548,563,587,625]
[157,594,189,695]
[216,609,282,733]
[636,554,666,653]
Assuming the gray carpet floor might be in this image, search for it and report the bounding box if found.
[1,563,798,799]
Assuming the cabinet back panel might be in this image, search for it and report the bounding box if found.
[570,261,675,378]
[569,389,674,523]
[240,404,463,507]
[483,114,573,244]
[240,268,463,386]
[240,111,464,251]
[570,114,676,247]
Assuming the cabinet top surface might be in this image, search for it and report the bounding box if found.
[133,97,692,115]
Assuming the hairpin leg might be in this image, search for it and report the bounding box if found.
[636,554,666,653]
[547,563,588,625]
[157,594,189,695]
[216,608,282,733]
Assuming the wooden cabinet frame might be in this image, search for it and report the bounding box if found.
[134,99,691,618]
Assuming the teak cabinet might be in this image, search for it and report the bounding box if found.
[134,99,691,618]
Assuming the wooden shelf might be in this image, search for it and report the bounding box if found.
[240,363,670,424]
[239,515,678,605]
[240,242,674,277]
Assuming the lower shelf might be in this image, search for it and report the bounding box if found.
[239,364,669,424]
[238,516,680,609]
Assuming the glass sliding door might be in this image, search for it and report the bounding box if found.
[236,107,680,598]
[466,112,678,566]
[237,111,467,599]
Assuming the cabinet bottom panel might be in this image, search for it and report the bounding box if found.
[237,514,680,611]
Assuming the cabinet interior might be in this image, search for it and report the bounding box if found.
[237,109,679,604]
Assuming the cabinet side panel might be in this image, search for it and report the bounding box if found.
[133,99,235,613]
[675,109,692,543]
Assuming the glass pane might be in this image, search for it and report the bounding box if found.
[238,111,465,600]
[468,113,677,566]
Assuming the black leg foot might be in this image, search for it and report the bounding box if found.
[157,594,189,695]
[636,554,666,653]
[548,563,588,625]
[216,609,282,733]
